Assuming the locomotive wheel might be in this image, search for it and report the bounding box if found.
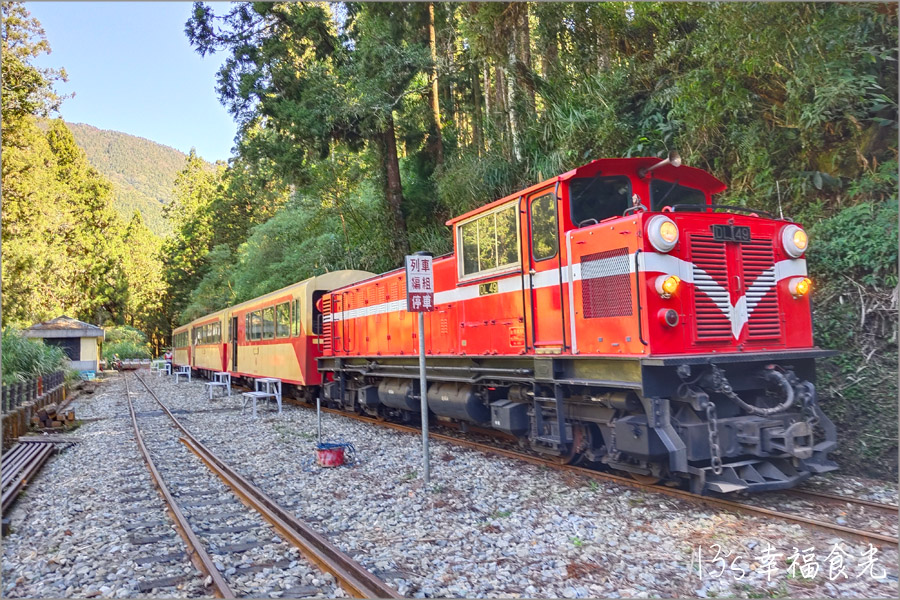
[549,424,589,465]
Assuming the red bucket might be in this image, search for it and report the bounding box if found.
[315,446,345,467]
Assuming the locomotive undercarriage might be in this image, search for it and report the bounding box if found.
[317,351,837,495]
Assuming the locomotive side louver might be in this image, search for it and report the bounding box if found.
[580,247,633,319]
[322,296,332,352]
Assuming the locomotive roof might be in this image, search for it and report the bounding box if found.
[446,157,727,226]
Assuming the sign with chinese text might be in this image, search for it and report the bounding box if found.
[405,254,435,312]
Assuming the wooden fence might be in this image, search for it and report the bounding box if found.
[1,372,67,451]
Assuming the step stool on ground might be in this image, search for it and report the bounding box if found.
[174,366,192,383]
[205,372,231,400]
[241,377,282,418]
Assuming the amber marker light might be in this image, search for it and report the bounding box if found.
[655,275,681,298]
[788,277,812,298]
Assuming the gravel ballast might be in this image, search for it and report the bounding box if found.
[2,372,897,598]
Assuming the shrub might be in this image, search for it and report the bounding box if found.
[1,328,68,385]
[102,326,152,362]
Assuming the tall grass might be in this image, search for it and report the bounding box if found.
[1,328,68,385]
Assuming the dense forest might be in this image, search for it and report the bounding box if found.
[1,2,897,476]
[64,122,212,237]
[1,1,168,349]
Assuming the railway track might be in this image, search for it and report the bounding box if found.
[784,488,898,515]
[309,403,898,548]
[126,372,399,598]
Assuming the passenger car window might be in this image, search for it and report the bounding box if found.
[458,203,520,278]
[530,194,558,261]
[251,311,262,341]
[263,307,275,339]
[569,176,632,225]
[276,302,290,338]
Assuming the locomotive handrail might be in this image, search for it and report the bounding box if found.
[668,203,777,219]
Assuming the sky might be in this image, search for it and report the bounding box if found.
[28,2,237,162]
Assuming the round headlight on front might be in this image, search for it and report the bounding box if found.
[782,224,808,258]
[647,215,679,253]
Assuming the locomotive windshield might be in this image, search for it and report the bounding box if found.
[649,179,706,211]
[569,175,631,226]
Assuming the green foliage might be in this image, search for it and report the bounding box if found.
[104,325,148,346]
[102,326,152,361]
[1,328,67,385]
[64,122,210,236]
[0,1,66,134]
[807,201,898,475]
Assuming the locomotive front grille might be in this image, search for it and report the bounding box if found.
[689,234,781,342]
[690,235,732,339]
[741,239,781,339]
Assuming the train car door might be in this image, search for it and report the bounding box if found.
[231,316,238,371]
[528,189,564,353]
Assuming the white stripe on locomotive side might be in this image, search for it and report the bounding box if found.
[323,253,807,328]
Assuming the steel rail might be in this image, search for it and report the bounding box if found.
[132,371,399,599]
[124,375,235,599]
[1,443,55,513]
[785,488,898,514]
[314,405,898,547]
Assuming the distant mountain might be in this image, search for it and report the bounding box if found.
[64,122,213,237]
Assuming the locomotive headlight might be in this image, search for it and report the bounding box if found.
[781,224,808,258]
[647,215,679,253]
[655,275,681,298]
[788,277,812,298]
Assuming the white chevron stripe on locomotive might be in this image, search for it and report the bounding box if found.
[323,252,807,339]
[641,252,807,339]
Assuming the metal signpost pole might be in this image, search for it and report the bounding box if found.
[418,310,429,485]
[316,396,322,445]
[406,251,434,488]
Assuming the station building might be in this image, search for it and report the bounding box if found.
[23,316,104,372]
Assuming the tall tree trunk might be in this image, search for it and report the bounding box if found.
[471,59,484,155]
[494,65,511,154]
[506,64,521,161]
[517,3,535,112]
[428,3,444,167]
[379,113,410,262]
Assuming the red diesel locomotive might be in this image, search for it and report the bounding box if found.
[318,154,837,494]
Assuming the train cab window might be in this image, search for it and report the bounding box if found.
[650,179,706,211]
[292,299,300,337]
[458,203,520,279]
[250,311,262,341]
[276,302,290,338]
[262,307,275,339]
[569,175,631,226]
[530,194,558,261]
[245,314,251,341]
